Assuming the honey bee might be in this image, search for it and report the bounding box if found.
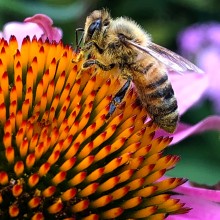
[78,9,203,133]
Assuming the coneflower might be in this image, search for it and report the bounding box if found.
[0,35,189,219]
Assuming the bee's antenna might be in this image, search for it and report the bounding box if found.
[75,28,84,52]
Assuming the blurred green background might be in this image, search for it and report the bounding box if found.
[0,0,219,185]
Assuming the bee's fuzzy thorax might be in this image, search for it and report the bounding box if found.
[109,17,151,46]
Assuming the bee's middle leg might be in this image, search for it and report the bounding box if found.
[83,59,115,71]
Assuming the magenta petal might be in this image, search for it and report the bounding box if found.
[175,181,220,202]
[155,115,220,144]
[1,22,44,44]
[167,195,220,220]
[169,71,209,115]
[24,14,62,42]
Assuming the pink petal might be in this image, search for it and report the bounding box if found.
[169,71,208,115]
[175,181,220,202]
[24,14,62,42]
[167,180,220,219]
[156,115,220,144]
[1,21,44,44]
[158,178,220,219]
[167,195,220,220]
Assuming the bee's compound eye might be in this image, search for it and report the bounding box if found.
[88,19,101,37]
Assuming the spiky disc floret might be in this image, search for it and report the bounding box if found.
[0,36,189,219]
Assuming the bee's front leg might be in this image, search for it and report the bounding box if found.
[83,59,115,71]
[83,40,104,54]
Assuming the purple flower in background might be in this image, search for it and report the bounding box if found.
[0,14,62,45]
[178,22,220,113]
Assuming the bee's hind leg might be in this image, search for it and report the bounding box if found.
[83,59,115,71]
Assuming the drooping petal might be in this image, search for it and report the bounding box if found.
[167,195,220,220]
[0,22,44,44]
[156,115,220,144]
[169,71,209,116]
[0,14,62,46]
[175,181,220,202]
[24,14,62,42]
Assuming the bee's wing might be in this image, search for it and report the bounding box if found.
[126,40,204,74]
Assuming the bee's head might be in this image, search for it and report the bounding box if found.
[83,9,111,44]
